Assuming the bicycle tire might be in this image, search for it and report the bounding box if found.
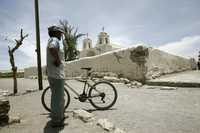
[41,86,70,112]
[88,81,118,110]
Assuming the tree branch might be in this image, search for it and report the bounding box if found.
[11,29,28,53]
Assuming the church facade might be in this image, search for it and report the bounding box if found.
[80,31,121,58]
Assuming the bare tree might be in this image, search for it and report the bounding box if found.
[8,29,28,94]
[59,20,85,61]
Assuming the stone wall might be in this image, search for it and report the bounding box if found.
[64,46,147,82]
[24,46,196,82]
[24,66,46,79]
[24,67,38,78]
[145,48,196,79]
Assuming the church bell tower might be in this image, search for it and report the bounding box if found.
[82,33,92,50]
[96,27,110,46]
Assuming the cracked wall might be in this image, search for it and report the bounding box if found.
[64,46,146,82]
[24,45,196,82]
[146,48,196,80]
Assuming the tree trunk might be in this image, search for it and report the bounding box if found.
[7,29,28,95]
[8,49,18,94]
[13,67,18,94]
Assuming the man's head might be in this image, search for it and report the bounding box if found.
[48,26,64,40]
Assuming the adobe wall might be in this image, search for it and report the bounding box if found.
[24,66,38,78]
[64,46,147,82]
[145,48,196,79]
[24,66,46,78]
[24,46,196,82]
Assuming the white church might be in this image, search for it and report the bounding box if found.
[79,29,121,58]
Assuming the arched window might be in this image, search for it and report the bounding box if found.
[99,38,103,44]
[105,38,108,44]
[88,42,91,48]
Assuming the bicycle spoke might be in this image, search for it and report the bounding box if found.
[88,81,117,110]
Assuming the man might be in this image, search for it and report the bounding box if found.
[198,51,200,70]
[198,58,200,70]
[46,25,65,127]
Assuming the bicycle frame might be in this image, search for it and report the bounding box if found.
[64,78,94,97]
[42,68,118,112]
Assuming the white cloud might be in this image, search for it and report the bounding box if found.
[158,35,200,59]
[1,0,200,70]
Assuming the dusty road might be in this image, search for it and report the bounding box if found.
[0,78,200,133]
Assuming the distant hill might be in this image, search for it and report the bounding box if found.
[0,69,24,78]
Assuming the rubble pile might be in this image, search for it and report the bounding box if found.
[73,109,95,122]
[0,89,11,97]
[91,72,118,78]
[146,66,163,80]
[0,97,10,125]
[97,118,126,133]
[73,71,143,89]
[97,118,115,131]
[72,109,127,133]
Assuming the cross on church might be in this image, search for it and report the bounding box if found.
[86,33,88,38]
[102,26,105,32]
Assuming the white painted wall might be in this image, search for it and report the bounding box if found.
[65,46,144,81]
[24,46,196,82]
[146,48,196,79]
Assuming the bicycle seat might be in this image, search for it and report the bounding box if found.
[81,67,92,71]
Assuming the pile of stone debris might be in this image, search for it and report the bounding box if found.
[73,109,127,133]
[0,96,10,125]
[0,89,12,97]
[0,90,20,126]
[83,72,143,88]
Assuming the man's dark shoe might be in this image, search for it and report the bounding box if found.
[49,115,69,128]
[50,121,68,128]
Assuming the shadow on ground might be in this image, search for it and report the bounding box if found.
[85,108,117,113]
[43,120,65,133]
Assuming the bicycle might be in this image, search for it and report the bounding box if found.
[41,67,118,112]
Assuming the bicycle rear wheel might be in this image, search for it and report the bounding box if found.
[41,86,70,112]
[88,81,118,110]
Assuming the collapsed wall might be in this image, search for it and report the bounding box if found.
[64,46,148,82]
[146,48,196,79]
[24,46,196,82]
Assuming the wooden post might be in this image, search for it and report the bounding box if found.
[34,0,43,90]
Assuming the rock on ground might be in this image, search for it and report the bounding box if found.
[73,109,95,122]
[119,78,131,84]
[126,81,143,88]
[0,97,10,125]
[97,118,115,131]
[0,89,12,97]
[9,116,21,124]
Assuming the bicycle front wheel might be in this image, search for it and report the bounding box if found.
[88,81,118,110]
[41,86,70,112]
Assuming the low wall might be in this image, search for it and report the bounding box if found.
[146,48,196,79]
[64,46,147,82]
[24,66,46,79]
[24,45,196,82]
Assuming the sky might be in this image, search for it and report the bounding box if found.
[0,0,200,70]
